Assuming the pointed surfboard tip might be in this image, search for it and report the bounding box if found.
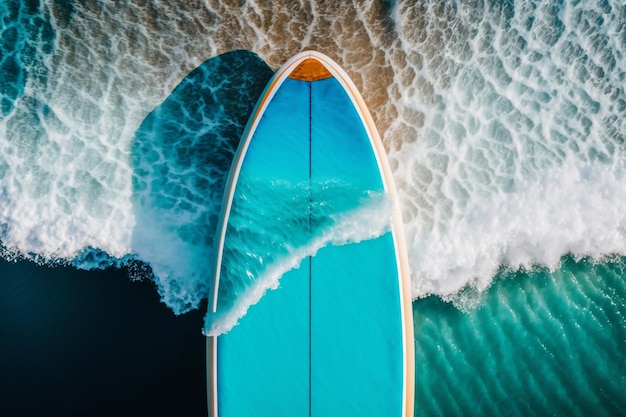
[288,58,333,81]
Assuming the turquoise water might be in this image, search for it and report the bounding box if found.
[1,1,626,415]
[414,256,626,416]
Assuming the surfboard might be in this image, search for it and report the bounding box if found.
[207,51,414,417]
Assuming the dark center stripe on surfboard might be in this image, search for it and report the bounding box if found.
[308,79,313,417]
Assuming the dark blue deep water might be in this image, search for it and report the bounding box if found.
[0,259,206,416]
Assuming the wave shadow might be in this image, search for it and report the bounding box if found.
[131,50,273,315]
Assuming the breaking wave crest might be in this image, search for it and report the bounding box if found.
[1,0,625,326]
[204,191,393,336]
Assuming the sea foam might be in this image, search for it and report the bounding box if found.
[1,0,625,328]
[204,191,393,336]
[388,0,626,298]
[405,162,626,298]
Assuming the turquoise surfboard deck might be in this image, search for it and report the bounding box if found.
[207,51,414,417]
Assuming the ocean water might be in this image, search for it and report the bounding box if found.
[1,0,625,415]
[0,257,207,416]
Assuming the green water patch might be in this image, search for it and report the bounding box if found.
[413,255,626,416]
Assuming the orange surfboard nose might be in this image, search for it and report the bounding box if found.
[288,58,333,81]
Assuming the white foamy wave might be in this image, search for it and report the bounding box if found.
[0,101,135,261]
[388,0,626,298]
[2,0,625,326]
[0,0,272,317]
[409,162,626,297]
[203,194,393,336]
